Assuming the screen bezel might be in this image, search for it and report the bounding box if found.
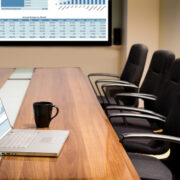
[0,0,112,46]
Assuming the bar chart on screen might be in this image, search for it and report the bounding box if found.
[58,0,106,11]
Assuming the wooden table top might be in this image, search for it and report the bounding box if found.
[0,68,140,180]
[0,68,14,88]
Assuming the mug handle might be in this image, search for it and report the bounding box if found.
[51,105,59,120]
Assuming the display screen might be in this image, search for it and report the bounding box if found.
[0,0,111,45]
[0,101,11,139]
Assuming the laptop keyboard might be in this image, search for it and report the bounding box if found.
[0,131,38,148]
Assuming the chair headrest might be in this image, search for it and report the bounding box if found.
[150,50,175,74]
[127,44,148,65]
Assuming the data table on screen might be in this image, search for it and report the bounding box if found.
[0,19,106,40]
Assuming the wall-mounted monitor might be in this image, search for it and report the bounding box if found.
[0,0,111,45]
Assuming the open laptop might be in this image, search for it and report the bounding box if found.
[0,99,69,157]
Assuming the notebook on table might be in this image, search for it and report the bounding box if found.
[0,99,69,157]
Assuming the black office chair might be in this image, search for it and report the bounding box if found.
[106,50,175,124]
[128,152,173,180]
[140,50,175,111]
[105,49,175,113]
[105,50,175,140]
[108,59,180,155]
[88,44,148,108]
[119,93,180,180]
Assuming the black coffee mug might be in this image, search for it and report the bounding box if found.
[33,102,59,128]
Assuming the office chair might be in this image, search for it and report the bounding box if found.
[88,44,148,108]
[128,152,173,180]
[105,50,175,139]
[119,93,180,180]
[108,59,180,155]
[106,50,175,123]
[104,49,175,113]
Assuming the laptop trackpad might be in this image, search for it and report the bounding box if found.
[40,137,53,143]
[39,137,60,144]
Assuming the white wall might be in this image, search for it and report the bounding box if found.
[0,46,123,75]
[123,0,160,81]
[160,0,180,58]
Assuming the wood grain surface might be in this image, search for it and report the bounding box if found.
[0,68,140,180]
[0,68,14,88]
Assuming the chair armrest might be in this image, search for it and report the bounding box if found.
[88,73,120,97]
[88,73,120,79]
[139,93,158,98]
[114,93,157,101]
[119,133,180,144]
[95,79,132,85]
[108,113,166,124]
[106,105,166,120]
[94,80,135,104]
[101,83,138,105]
[102,83,138,90]
[95,79,131,97]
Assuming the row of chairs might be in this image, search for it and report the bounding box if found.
[88,44,180,180]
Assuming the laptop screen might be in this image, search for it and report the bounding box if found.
[0,101,11,139]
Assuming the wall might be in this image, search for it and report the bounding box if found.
[0,46,123,75]
[123,0,160,82]
[159,0,180,58]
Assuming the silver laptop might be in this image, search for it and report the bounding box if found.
[0,100,69,157]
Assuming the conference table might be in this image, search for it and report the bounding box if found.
[0,68,14,88]
[0,68,140,179]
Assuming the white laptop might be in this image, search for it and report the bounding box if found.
[0,99,69,157]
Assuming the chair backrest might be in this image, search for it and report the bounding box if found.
[155,59,180,117]
[164,93,180,179]
[120,44,148,86]
[140,50,175,111]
